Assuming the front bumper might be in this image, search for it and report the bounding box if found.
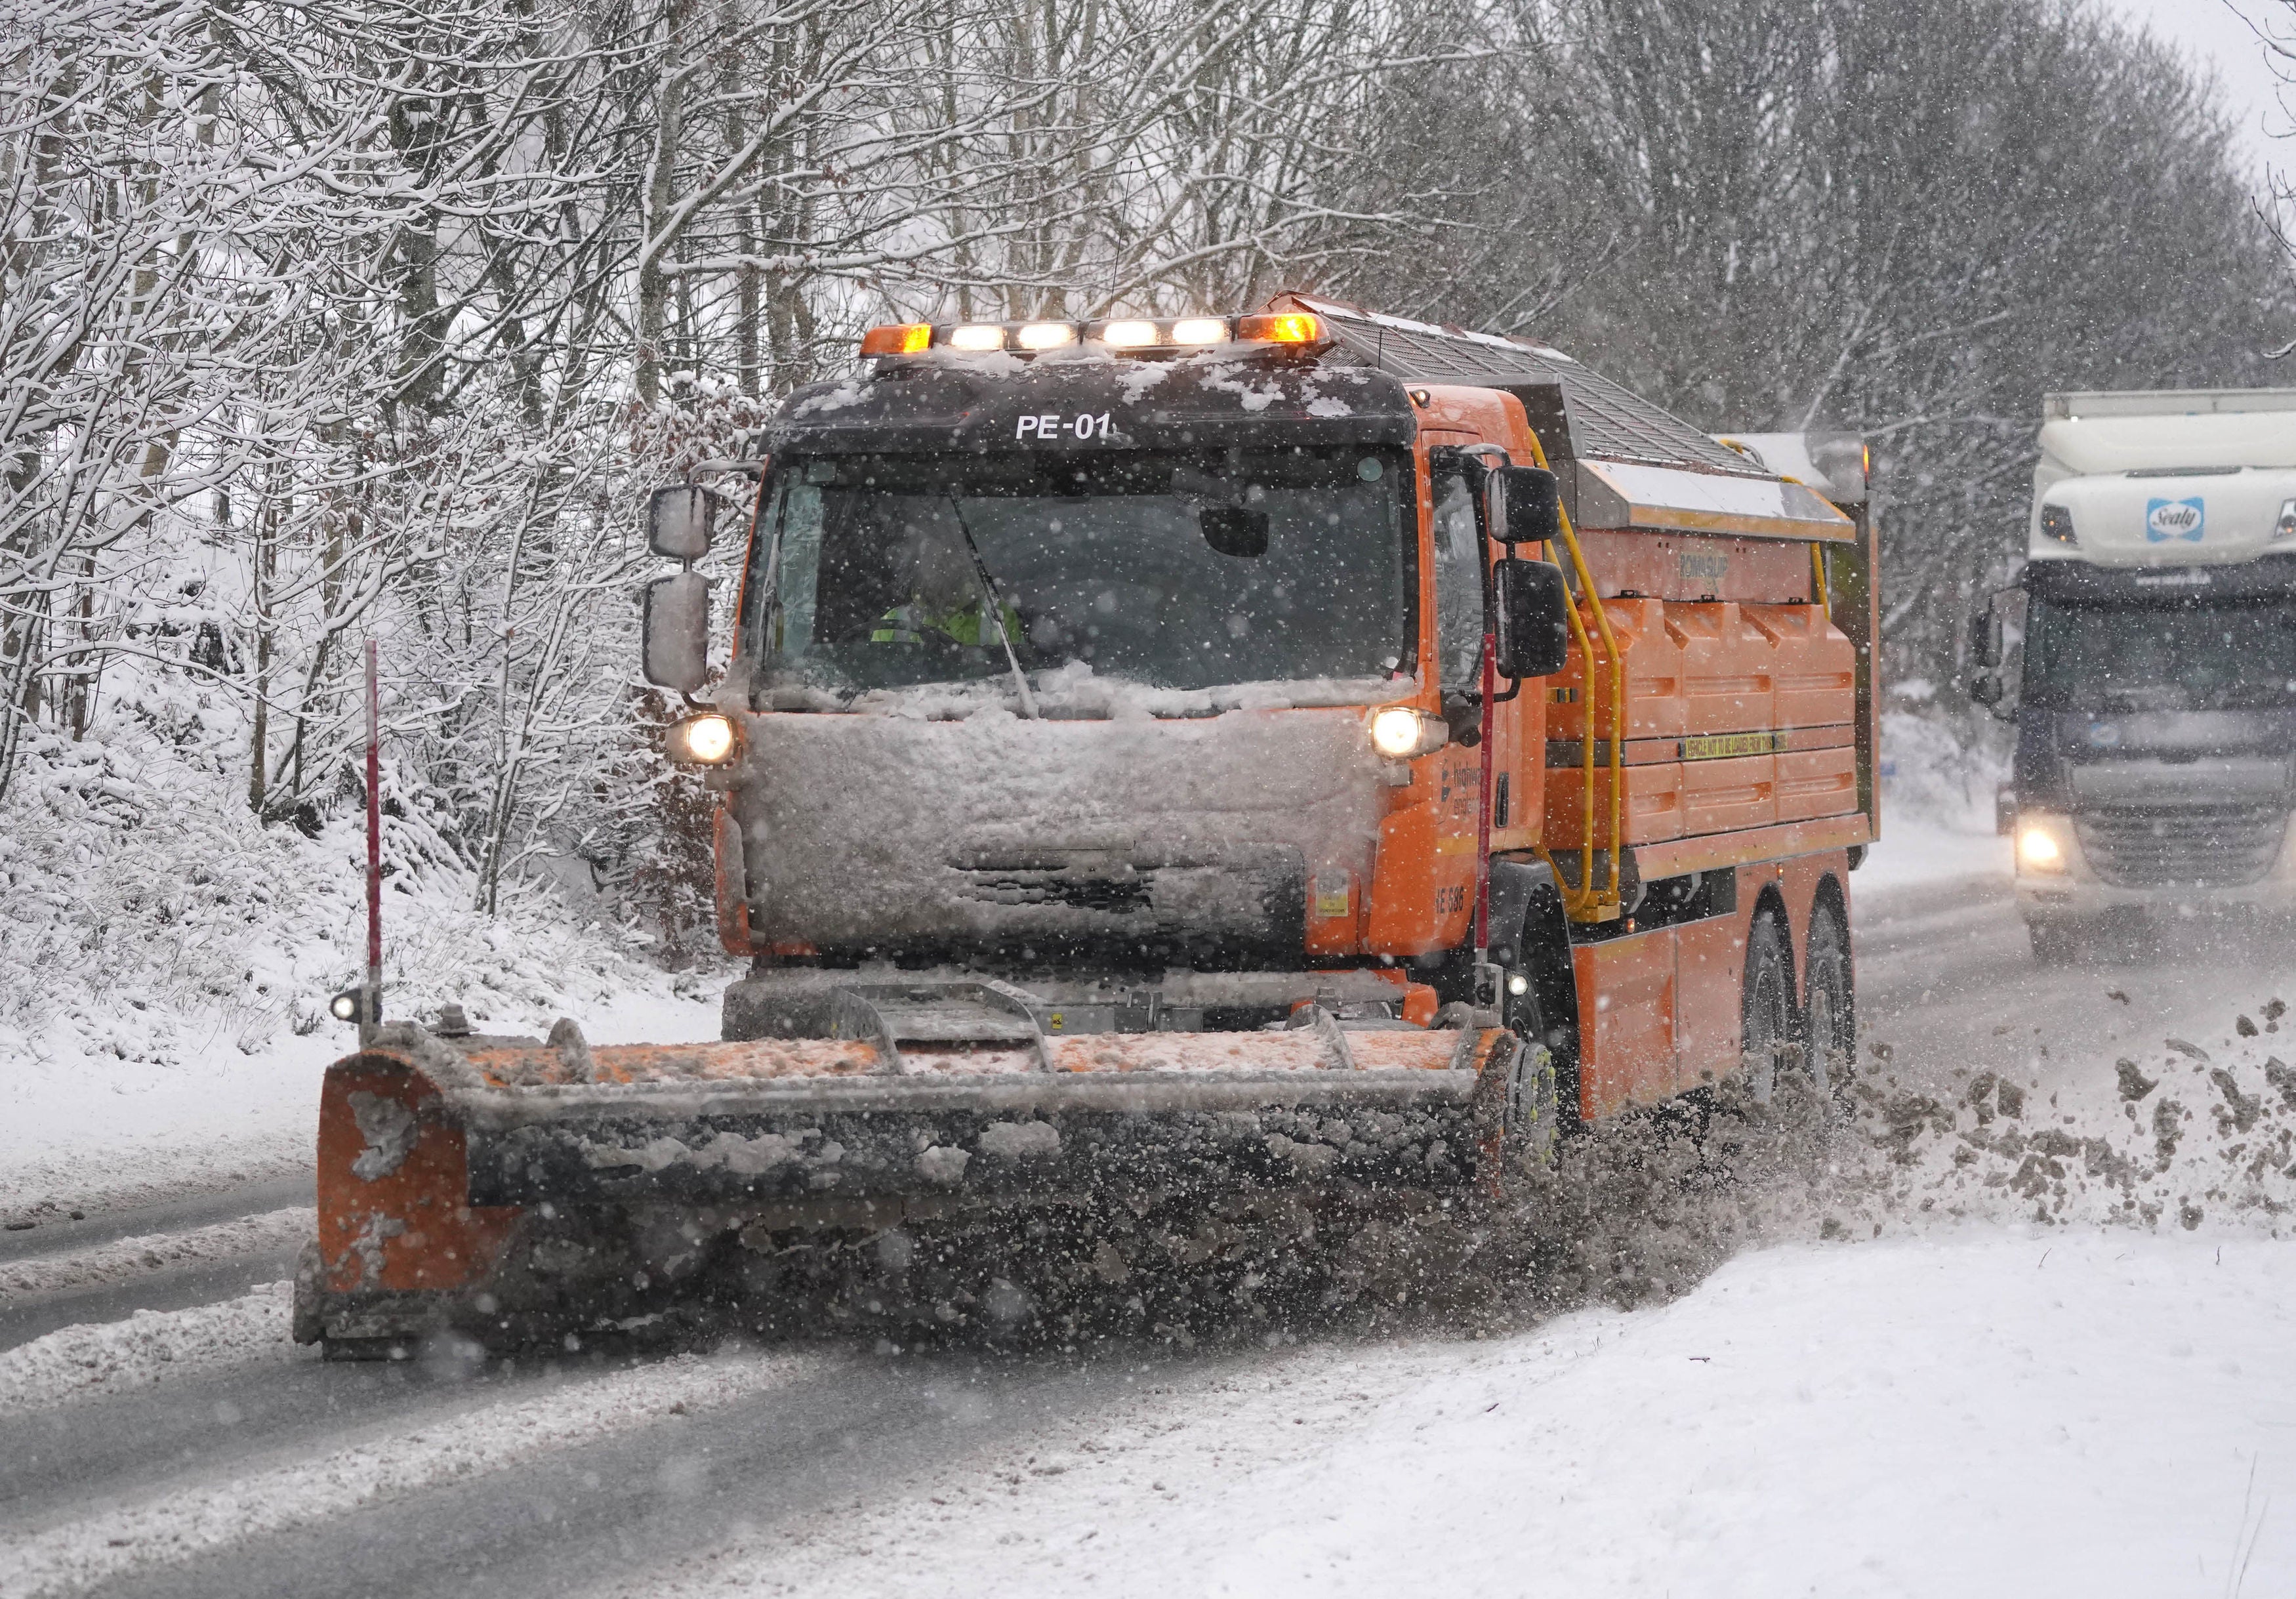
[2014,805,2296,921]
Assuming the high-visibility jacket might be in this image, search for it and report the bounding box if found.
[871,598,1019,647]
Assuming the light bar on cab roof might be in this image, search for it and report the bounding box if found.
[856,311,1326,359]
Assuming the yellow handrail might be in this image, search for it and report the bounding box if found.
[1517,436,1624,923]
[1810,541,1831,612]
[1542,533,1601,919]
[1552,506,1624,918]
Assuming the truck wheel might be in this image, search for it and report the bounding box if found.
[2028,919,2080,966]
[1801,900,1855,1106]
[1741,908,1796,1102]
[1499,987,1559,1174]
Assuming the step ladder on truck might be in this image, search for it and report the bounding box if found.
[296,297,1879,1356]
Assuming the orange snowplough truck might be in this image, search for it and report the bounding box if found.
[297,297,1878,1356]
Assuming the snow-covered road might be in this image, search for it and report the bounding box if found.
[5,869,2294,1597]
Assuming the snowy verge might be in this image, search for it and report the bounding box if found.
[0,694,730,1224]
[1852,814,2009,892]
[1,1348,817,1598]
[613,1230,2296,1598]
[1855,706,2009,891]
[0,973,723,1229]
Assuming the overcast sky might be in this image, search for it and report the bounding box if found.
[2097,0,2289,186]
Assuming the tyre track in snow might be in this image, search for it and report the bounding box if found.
[77,1348,1206,1599]
[0,1350,817,1598]
[0,1178,314,1352]
[0,1172,312,1255]
[0,1283,298,1423]
[0,1210,314,1300]
[6,873,2269,1598]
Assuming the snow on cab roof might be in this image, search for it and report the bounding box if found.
[1282,295,1760,478]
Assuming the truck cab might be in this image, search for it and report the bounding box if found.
[655,298,1877,1120]
[1977,390,2296,961]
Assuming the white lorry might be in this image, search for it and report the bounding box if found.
[1974,389,2296,961]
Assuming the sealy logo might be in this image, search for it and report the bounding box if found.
[2145,497,2204,543]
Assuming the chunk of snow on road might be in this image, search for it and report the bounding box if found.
[0,1208,314,1297]
[0,1283,298,1418]
[0,1348,815,1597]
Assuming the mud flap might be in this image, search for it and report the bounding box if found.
[1486,858,1583,1129]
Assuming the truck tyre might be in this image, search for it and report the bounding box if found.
[1500,986,1559,1174]
[1801,898,1855,1106]
[2028,919,2080,966]
[1741,907,1796,1103]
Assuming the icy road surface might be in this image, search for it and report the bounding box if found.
[5,871,2295,1596]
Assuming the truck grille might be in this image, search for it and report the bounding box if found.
[2074,804,2291,888]
[958,869,1155,914]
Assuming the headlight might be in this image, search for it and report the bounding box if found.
[2038,505,2078,547]
[2275,499,2296,543]
[666,713,738,764]
[2017,821,2067,873]
[1370,707,1445,759]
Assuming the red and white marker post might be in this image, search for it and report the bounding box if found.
[362,639,382,1045]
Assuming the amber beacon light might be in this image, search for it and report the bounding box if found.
[1236,312,1323,344]
[859,323,932,356]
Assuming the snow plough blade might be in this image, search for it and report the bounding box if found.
[295,1012,1516,1357]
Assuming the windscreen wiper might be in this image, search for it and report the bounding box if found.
[945,497,1039,719]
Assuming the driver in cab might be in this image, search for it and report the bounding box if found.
[870,510,1020,650]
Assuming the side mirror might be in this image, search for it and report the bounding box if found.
[642,571,710,692]
[1969,671,2003,708]
[648,485,714,562]
[1494,558,1572,679]
[1973,604,2004,669]
[1496,466,1562,548]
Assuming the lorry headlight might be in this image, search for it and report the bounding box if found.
[2038,505,2078,547]
[2017,821,2068,873]
[1371,707,1445,759]
[2275,499,2296,543]
[666,713,739,765]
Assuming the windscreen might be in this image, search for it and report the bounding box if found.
[2024,594,2296,710]
[748,447,1410,696]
